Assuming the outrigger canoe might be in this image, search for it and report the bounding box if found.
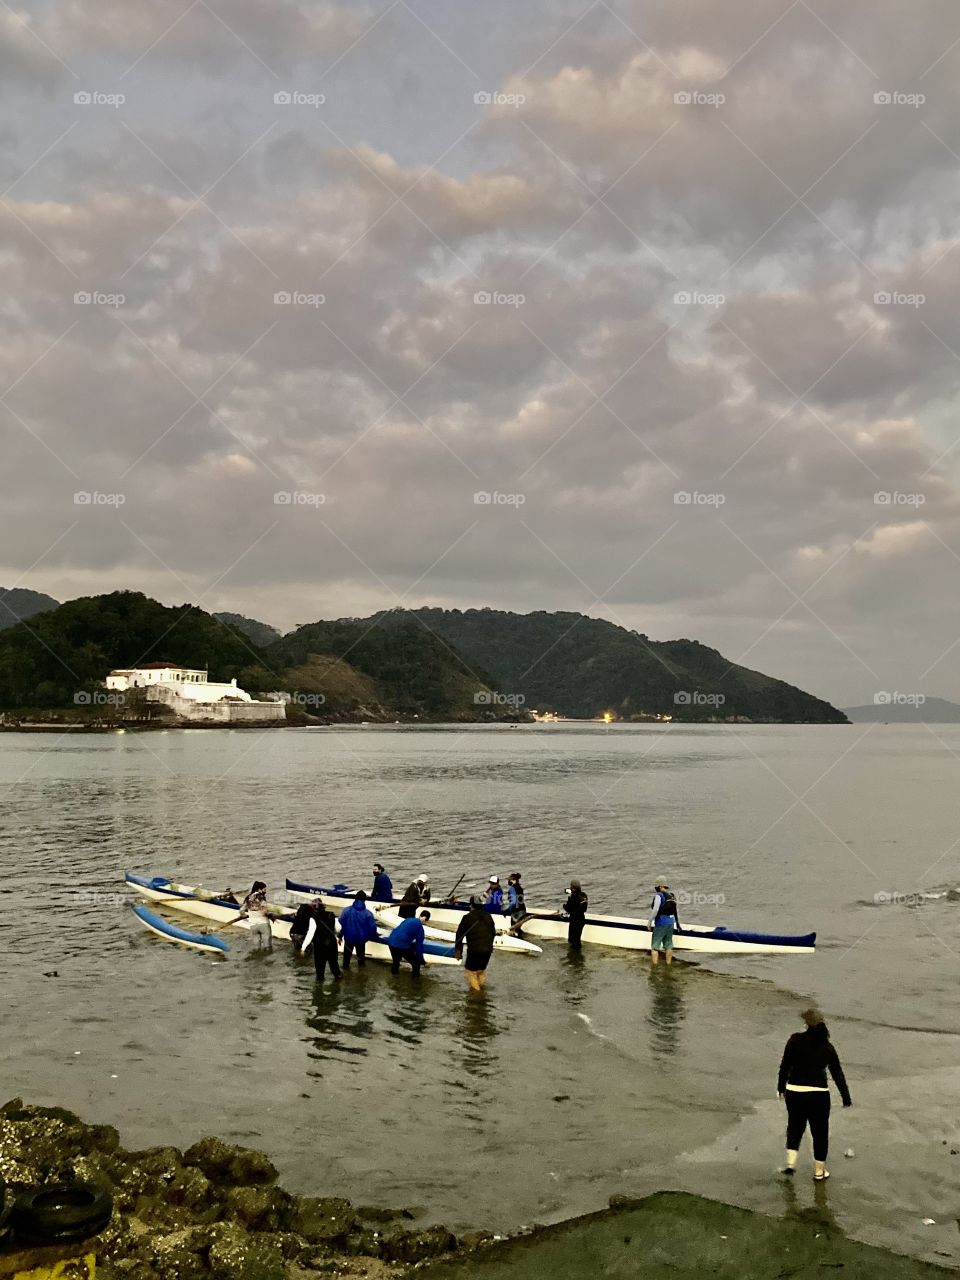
[125,873,462,967]
[373,906,542,956]
[130,902,230,955]
[286,878,816,956]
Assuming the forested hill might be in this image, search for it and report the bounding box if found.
[0,592,515,722]
[0,588,60,631]
[355,607,848,723]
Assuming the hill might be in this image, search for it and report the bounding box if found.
[353,608,847,723]
[843,696,960,723]
[0,587,60,631]
[258,620,512,721]
[0,592,516,723]
[0,591,261,709]
[213,612,281,648]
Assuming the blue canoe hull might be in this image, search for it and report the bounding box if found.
[130,902,230,954]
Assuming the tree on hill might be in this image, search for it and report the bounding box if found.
[0,591,269,709]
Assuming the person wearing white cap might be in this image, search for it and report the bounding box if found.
[398,874,431,919]
[482,875,504,914]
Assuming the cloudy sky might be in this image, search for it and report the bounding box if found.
[3,0,960,706]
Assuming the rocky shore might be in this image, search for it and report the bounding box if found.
[0,1099,475,1278]
[2,1099,951,1279]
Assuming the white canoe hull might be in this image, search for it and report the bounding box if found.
[286,880,816,955]
[125,875,461,967]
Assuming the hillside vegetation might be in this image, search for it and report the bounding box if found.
[356,607,847,723]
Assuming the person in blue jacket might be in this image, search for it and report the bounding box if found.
[387,910,430,976]
[483,876,504,913]
[339,891,380,969]
[371,863,393,902]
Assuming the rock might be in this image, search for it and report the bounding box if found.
[164,1165,220,1216]
[183,1136,278,1186]
[383,1225,458,1263]
[843,1148,855,1158]
[131,1146,183,1180]
[150,1226,210,1280]
[341,1229,385,1257]
[461,1230,495,1249]
[206,1221,286,1280]
[356,1203,405,1224]
[225,1184,277,1231]
[284,1196,358,1243]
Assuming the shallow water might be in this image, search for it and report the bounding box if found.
[2,724,958,1265]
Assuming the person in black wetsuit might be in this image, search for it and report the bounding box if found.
[563,880,588,949]
[454,896,497,993]
[778,1008,852,1181]
[310,899,342,983]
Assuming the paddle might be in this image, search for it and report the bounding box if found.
[445,873,467,903]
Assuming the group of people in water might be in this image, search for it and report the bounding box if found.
[235,869,851,1181]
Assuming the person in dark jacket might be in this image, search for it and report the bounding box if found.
[371,864,393,902]
[338,891,379,969]
[310,899,342,983]
[506,872,527,933]
[455,896,497,992]
[398,875,430,918]
[387,911,430,975]
[563,880,589,949]
[778,1008,852,1181]
[290,900,316,953]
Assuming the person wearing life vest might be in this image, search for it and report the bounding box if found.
[649,879,680,966]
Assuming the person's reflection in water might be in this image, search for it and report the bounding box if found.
[382,969,433,1049]
[456,990,500,1082]
[645,967,686,1059]
[778,1174,839,1232]
[558,946,591,1008]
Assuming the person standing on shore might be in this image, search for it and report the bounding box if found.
[778,1008,852,1181]
[563,880,589,949]
[454,896,496,993]
[387,910,430,976]
[311,899,342,983]
[371,863,393,902]
[649,880,681,967]
[398,875,430,919]
[239,881,275,952]
[338,891,379,969]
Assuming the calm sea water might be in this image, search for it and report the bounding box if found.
[2,724,959,1265]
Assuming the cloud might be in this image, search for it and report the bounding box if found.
[5,0,960,705]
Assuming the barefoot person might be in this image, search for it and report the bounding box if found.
[239,881,275,952]
[454,896,496,993]
[649,880,680,967]
[778,1008,852,1181]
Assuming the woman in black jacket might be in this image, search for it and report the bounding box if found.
[778,1008,852,1181]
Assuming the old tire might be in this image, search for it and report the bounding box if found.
[12,1181,113,1245]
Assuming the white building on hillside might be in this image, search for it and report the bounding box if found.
[105,663,285,724]
[106,663,253,702]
